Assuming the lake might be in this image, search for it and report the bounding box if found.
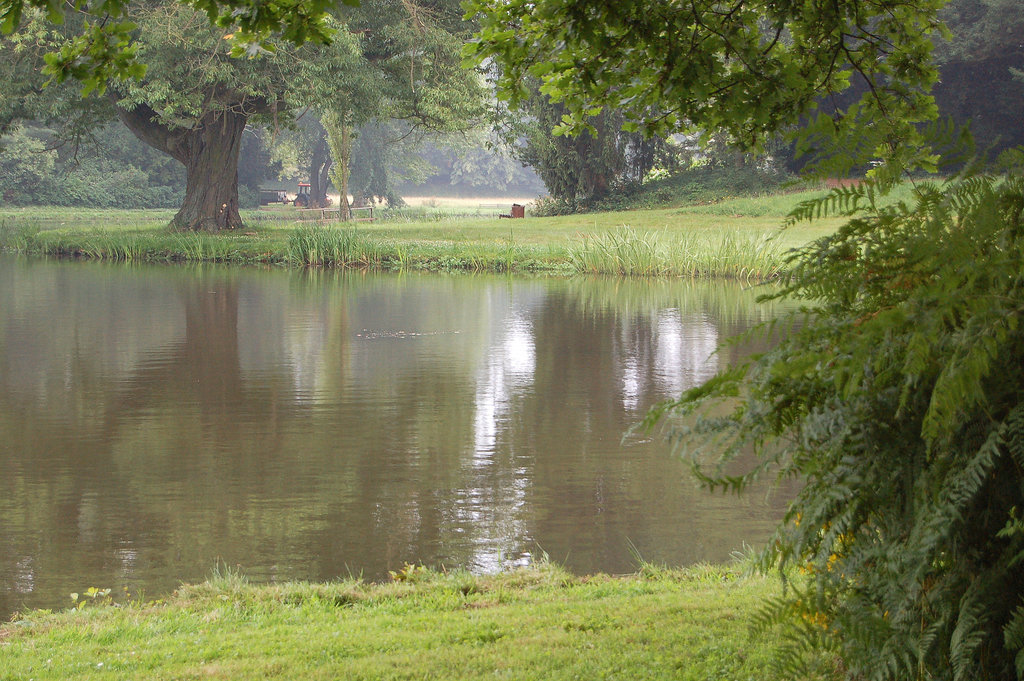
[0,254,792,618]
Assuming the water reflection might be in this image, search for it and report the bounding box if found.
[0,256,792,618]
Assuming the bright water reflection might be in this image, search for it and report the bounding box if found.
[0,255,793,618]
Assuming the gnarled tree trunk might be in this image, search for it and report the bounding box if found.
[115,99,263,232]
[173,111,247,231]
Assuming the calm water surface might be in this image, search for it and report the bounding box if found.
[0,254,792,617]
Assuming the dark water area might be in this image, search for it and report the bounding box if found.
[0,254,793,618]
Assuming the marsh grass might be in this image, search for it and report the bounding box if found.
[0,564,824,681]
[285,225,391,267]
[0,220,40,251]
[6,226,286,265]
[568,227,786,279]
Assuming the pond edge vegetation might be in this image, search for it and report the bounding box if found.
[0,219,789,279]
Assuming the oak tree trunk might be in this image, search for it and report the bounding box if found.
[173,111,247,231]
[116,101,250,232]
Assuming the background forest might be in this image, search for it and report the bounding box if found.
[1,0,1021,213]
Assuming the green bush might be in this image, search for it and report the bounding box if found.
[237,184,259,209]
[529,166,794,215]
[0,127,183,209]
[646,167,1024,679]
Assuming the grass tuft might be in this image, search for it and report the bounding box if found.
[567,226,786,278]
[286,225,390,267]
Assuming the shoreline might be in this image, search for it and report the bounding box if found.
[0,201,839,278]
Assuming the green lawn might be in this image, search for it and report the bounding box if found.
[0,189,850,276]
[0,564,833,681]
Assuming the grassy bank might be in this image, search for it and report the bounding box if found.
[0,563,830,681]
[0,189,853,276]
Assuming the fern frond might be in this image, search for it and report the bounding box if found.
[1004,605,1024,678]
[950,578,994,681]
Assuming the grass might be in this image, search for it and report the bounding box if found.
[0,563,834,681]
[568,227,784,278]
[0,187,851,277]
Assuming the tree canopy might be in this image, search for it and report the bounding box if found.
[465,0,948,179]
[0,0,342,94]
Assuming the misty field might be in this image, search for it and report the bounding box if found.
[0,186,892,275]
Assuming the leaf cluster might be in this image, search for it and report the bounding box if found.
[1,0,343,95]
[464,0,948,178]
[645,161,1024,679]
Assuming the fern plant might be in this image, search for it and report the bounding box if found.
[645,166,1024,680]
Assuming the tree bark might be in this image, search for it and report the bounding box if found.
[115,100,254,232]
[308,132,333,209]
[323,111,353,220]
[337,124,351,221]
[173,110,247,231]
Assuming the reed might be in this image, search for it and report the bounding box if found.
[285,225,391,267]
[567,227,786,279]
[0,220,40,251]
[171,232,238,262]
[4,226,287,265]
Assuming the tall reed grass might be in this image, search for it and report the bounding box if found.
[567,227,785,279]
[286,225,391,267]
[3,226,280,264]
[0,220,38,251]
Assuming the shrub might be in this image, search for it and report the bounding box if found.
[529,166,794,215]
[645,166,1024,679]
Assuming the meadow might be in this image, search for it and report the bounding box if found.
[0,187,859,277]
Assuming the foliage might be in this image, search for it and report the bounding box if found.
[465,0,947,182]
[308,0,487,210]
[0,0,343,95]
[396,134,544,196]
[0,127,56,203]
[512,85,625,203]
[498,79,681,205]
[1,0,484,226]
[531,165,794,216]
[443,143,542,194]
[0,123,186,208]
[931,0,1024,157]
[347,121,409,207]
[644,168,1024,679]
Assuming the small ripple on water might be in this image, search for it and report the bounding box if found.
[355,329,463,339]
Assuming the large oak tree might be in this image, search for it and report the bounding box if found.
[107,2,328,230]
[1,0,481,230]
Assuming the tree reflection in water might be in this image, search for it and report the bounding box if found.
[0,257,794,618]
